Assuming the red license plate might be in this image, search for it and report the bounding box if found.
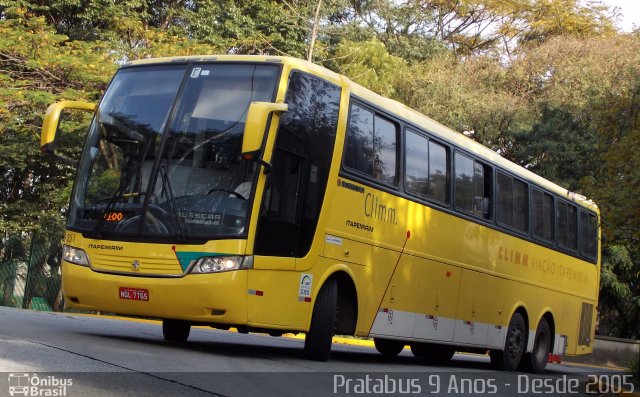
[119,287,149,301]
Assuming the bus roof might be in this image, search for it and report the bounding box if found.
[124,55,598,213]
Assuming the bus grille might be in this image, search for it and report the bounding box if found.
[578,302,594,346]
[90,252,183,276]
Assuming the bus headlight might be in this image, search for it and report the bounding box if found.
[190,255,253,274]
[62,245,90,266]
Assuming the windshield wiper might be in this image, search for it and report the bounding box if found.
[92,155,142,238]
[158,164,185,242]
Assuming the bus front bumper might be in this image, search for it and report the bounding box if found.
[62,261,248,324]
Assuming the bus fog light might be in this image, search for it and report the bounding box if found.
[191,256,253,274]
[62,245,90,266]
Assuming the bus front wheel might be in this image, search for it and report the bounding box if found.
[304,279,338,361]
[374,338,405,356]
[162,319,191,343]
[519,317,551,373]
[490,312,526,371]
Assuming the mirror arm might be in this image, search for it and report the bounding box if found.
[242,153,272,174]
[255,157,272,174]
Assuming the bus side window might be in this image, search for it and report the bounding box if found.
[344,103,397,186]
[455,152,491,220]
[345,105,374,175]
[579,211,598,258]
[405,129,429,196]
[496,171,528,233]
[373,115,397,185]
[557,201,578,251]
[428,140,449,204]
[405,131,449,204]
[532,188,554,241]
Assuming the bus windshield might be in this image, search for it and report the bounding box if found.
[68,63,279,241]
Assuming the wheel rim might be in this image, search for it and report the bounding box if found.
[507,325,524,360]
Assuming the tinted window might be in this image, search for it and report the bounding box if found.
[532,189,554,241]
[428,141,448,203]
[344,103,397,185]
[557,201,578,250]
[405,131,449,203]
[473,162,484,217]
[344,105,373,175]
[567,205,577,250]
[496,171,528,232]
[405,130,428,195]
[255,72,340,257]
[579,212,598,258]
[374,116,397,184]
[557,202,568,247]
[455,152,490,218]
[513,179,528,232]
[497,172,513,226]
[455,153,474,212]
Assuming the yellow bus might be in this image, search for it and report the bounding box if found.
[41,55,600,372]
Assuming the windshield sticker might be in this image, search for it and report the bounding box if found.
[190,67,201,78]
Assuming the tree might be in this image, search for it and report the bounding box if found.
[599,245,640,339]
[0,14,114,234]
[327,38,407,96]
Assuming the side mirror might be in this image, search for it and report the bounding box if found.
[241,102,288,155]
[41,101,96,154]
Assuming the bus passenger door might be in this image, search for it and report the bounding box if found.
[248,71,341,328]
[253,138,305,257]
[248,132,307,327]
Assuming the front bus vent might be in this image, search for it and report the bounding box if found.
[578,302,594,346]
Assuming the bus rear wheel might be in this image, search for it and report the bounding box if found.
[304,279,337,361]
[519,318,551,373]
[490,312,526,371]
[374,338,405,356]
[410,343,455,364]
[162,319,190,342]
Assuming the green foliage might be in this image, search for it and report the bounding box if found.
[327,39,407,97]
[0,15,114,234]
[186,0,308,57]
[599,245,640,339]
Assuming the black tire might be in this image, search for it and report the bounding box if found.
[519,318,551,373]
[162,319,191,342]
[304,279,338,361]
[490,312,527,371]
[374,338,405,356]
[410,342,455,364]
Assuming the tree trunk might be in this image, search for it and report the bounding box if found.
[307,0,323,62]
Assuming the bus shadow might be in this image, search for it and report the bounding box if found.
[78,329,497,371]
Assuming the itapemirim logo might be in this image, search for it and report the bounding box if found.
[8,373,73,396]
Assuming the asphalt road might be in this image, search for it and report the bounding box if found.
[0,306,625,396]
